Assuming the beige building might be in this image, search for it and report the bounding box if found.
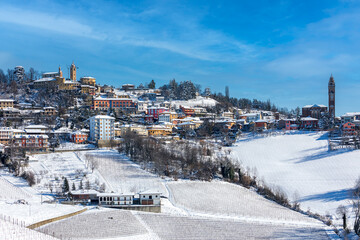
[0,99,14,109]
[0,127,13,145]
[80,76,96,86]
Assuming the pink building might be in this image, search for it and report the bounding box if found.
[146,107,169,120]
[300,117,318,129]
[285,119,298,130]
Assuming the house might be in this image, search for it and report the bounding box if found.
[147,125,172,136]
[80,85,96,95]
[80,76,96,86]
[301,104,327,119]
[280,118,298,130]
[43,107,57,116]
[69,190,99,203]
[222,111,234,119]
[239,113,261,123]
[147,107,169,120]
[180,106,195,117]
[340,112,360,125]
[70,131,88,144]
[13,135,49,152]
[89,115,115,141]
[119,124,148,137]
[343,122,356,136]
[93,97,136,111]
[158,112,178,123]
[300,117,319,129]
[98,193,134,206]
[254,120,268,131]
[139,190,161,205]
[0,127,13,145]
[137,101,148,113]
[0,99,14,109]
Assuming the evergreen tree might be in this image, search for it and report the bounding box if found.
[72,182,76,191]
[148,79,156,89]
[62,178,69,193]
[79,180,83,189]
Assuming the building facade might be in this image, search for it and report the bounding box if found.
[89,115,115,141]
[0,99,14,109]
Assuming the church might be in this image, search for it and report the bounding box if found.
[301,74,335,119]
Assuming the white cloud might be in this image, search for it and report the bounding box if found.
[0,6,105,40]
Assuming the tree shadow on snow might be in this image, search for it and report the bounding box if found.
[295,148,353,163]
[271,227,328,239]
[300,188,353,203]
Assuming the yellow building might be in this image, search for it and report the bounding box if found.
[80,76,96,86]
[147,126,172,136]
[80,85,96,95]
[0,99,14,109]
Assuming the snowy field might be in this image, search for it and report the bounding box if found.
[38,208,331,240]
[0,218,57,240]
[38,209,149,240]
[229,132,360,221]
[0,169,85,226]
[167,181,322,226]
[30,152,106,194]
[77,150,167,195]
[136,212,330,240]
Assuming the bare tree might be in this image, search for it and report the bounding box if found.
[337,205,348,231]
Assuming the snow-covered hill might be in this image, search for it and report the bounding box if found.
[230,132,360,224]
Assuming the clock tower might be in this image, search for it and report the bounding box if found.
[328,74,335,118]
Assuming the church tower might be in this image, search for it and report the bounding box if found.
[58,66,63,78]
[70,62,76,81]
[328,74,335,118]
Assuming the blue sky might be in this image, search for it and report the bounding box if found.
[0,0,359,115]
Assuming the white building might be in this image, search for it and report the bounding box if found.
[98,193,134,206]
[137,101,148,113]
[0,127,13,145]
[139,190,161,205]
[89,115,115,141]
[340,112,360,125]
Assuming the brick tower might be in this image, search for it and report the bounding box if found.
[70,62,76,81]
[328,74,335,118]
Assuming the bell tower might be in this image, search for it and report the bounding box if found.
[328,74,335,118]
[70,62,76,81]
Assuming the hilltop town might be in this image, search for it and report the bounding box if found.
[1,63,360,239]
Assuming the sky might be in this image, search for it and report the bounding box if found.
[0,0,359,115]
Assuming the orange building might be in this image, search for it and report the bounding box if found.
[70,131,88,144]
[93,97,136,111]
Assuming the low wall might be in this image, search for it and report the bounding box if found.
[27,208,87,229]
[102,205,161,213]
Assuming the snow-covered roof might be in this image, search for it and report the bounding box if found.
[302,104,327,108]
[91,115,115,120]
[300,117,318,121]
[97,192,134,197]
[255,120,268,123]
[81,76,95,79]
[178,122,196,126]
[341,112,360,117]
[0,99,14,102]
[14,135,48,139]
[70,190,99,195]
[25,125,48,129]
[34,77,56,82]
[94,96,131,101]
[43,72,58,75]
